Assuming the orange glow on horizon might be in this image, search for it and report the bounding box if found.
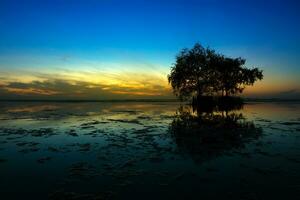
[0,67,298,99]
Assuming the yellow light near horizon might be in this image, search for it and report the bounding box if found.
[1,65,298,98]
[5,87,60,96]
[0,68,172,97]
[243,77,300,96]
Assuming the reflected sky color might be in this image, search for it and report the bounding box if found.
[0,0,299,99]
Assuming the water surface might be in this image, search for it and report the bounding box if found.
[0,101,299,199]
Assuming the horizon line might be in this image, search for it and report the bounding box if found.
[0,98,299,103]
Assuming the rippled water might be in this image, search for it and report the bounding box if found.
[0,101,299,199]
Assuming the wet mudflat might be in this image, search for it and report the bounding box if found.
[0,101,299,200]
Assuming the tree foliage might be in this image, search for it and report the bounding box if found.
[168,43,263,100]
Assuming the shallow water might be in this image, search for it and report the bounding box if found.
[0,101,299,200]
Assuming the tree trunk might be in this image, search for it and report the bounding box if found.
[197,92,202,102]
[225,90,229,97]
[197,84,202,102]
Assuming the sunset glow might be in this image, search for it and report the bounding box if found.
[0,0,299,99]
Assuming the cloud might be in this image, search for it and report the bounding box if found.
[276,89,300,99]
[245,87,300,99]
[278,89,299,95]
[60,55,71,62]
[0,59,176,100]
[0,78,173,100]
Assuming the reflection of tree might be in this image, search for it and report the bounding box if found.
[169,104,262,163]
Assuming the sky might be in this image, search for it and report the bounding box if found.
[0,0,299,100]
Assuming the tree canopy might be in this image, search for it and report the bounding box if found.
[168,43,263,100]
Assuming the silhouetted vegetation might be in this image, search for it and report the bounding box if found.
[168,43,263,101]
[191,96,244,112]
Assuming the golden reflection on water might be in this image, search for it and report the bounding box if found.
[242,102,300,121]
[0,101,299,123]
[6,105,60,113]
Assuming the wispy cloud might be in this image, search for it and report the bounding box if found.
[276,89,300,99]
[0,77,173,100]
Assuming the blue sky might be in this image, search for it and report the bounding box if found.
[0,0,299,99]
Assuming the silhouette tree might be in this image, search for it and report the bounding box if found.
[214,56,263,96]
[168,43,263,100]
[167,43,216,100]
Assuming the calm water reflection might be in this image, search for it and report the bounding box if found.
[0,101,299,199]
[170,103,262,164]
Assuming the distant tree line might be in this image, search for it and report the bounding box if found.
[168,43,263,101]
